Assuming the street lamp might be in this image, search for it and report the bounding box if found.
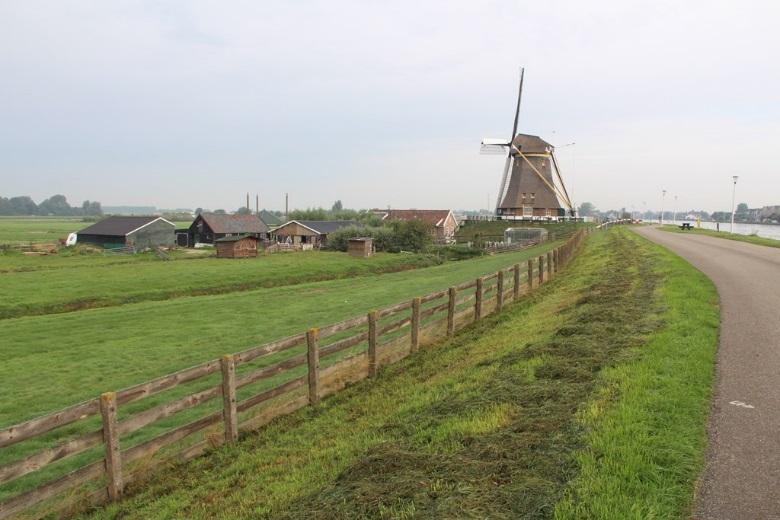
[731,176,739,233]
[673,195,678,224]
[660,190,666,224]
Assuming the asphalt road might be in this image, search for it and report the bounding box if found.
[634,227,780,520]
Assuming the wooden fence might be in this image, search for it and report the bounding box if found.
[0,228,592,519]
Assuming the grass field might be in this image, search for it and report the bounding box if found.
[0,251,439,319]
[0,217,192,245]
[660,223,780,248]
[76,228,718,519]
[0,242,558,429]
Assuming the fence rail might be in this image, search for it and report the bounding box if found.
[0,227,598,519]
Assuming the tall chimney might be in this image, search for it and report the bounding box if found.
[256,194,259,214]
[246,193,250,210]
[285,193,289,218]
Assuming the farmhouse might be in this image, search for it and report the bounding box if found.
[215,234,258,258]
[185,213,269,246]
[76,216,175,250]
[273,220,359,248]
[375,209,459,243]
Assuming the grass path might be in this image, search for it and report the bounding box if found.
[78,228,718,519]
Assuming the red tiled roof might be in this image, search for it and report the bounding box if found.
[379,209,452,228]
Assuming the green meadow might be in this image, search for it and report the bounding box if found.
[78,228,718,519]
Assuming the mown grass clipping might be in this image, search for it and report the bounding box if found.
[81,228,718,520]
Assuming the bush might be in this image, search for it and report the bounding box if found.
[325,221,433,254]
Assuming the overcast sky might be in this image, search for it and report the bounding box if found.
[1,0,778,213]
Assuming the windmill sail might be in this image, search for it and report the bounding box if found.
[481,69,574,220]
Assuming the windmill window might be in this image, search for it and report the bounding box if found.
[530,193,536,200]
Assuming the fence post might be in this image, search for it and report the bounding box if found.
[475,277,483,320]
[100,392,123,501]
[447,287,457,336]
[368,311,378,377]
[411,297,421,353]
[538,256,544,285]
[306,328,320,404]
[547,251,553,279]
[513,263,521,301]
[527,259,533,291]
[220,354,238,443]
[553,249,559,274]
[496,270,504,312]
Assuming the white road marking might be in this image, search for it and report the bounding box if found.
[729,400,755,409]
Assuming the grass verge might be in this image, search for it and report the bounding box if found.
[659,224,780,248]
[74,228,717,519]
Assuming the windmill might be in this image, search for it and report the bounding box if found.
[481,68,575,220]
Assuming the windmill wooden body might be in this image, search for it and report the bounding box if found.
[481,69,574,220]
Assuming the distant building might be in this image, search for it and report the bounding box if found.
[215,235,259,258]
[272,220,359,248]
[185,213,269,246]
[77,216,175,250]
[258,210,284,228]
[374,209,459,243]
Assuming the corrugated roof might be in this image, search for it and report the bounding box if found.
[199,213,269,234]
[380,210,452,228]
[77,216,170,236]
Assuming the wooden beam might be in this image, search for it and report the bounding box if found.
[220,355,238,443]
[306,328,320,404]
[99,392,123,501]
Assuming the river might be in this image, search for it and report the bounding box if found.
[661,220,780,241]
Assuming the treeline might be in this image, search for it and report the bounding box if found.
[0,195,102,216]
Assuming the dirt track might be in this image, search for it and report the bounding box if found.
[634,226,780,520]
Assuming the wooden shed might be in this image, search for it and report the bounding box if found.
[76,216,175,251]
[348,237,374,258]
[215,234,258,258]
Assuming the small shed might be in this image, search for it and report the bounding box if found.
[348,237,374,258]
[215,234,258,258]
[77,216,175,251]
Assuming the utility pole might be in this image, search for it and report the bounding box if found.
[731,176,739,233]
[660,189,666,224]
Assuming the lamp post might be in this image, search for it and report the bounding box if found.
[730,176,739,233]
[660,190,666,224]
[673,195,678,224]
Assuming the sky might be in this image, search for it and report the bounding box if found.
[1,0,778,213]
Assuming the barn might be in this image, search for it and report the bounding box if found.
[185,213,269,246]
[348,237,374,258]
[215,235,258,258]
[374,209,459,243]
[77,216,175,250]
[272,220,359,248]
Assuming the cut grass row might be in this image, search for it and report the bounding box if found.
[77,227,718,519]
[659,223,780,248]
[0,242,558,429]
[0,251,439,319]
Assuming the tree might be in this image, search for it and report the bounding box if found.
[736,203,749,214]
[235,207,252,215]
[81,200,103,216]
[213,209,226,214]
[9,196,38,215]
[331,200,343,212]
[194,208,203,215]
[578,202,596,217]
[37,195,73,216]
